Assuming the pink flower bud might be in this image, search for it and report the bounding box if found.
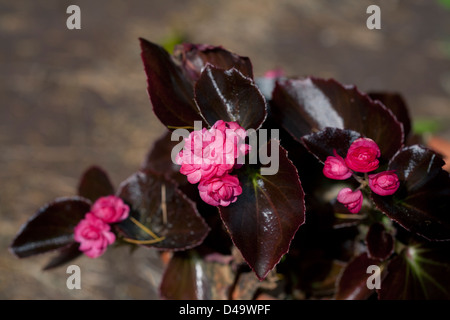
[91,195,130,223]
[263,68,285,79]
[198,174,243,207]
[369,170,400,196]
[337,188,363,214]
[74,213,116,258]
[345,138,381,173]
[323,150,353,180]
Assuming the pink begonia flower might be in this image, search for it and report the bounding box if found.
[91,195,130,223]
[345,138,381,173]
[176,128,229,184]
[210,120,251,169]
[198,174,243,207]
[209,120,250,160]
[323,150,353,180]
[176,121,250,184]
[369,170,400,196]
[74,213,116,258]
[337,188,363,214]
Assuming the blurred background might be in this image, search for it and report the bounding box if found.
[1,0,449,299]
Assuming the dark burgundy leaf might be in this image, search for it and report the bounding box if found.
[116,171,210,250]
[159,250,233,300]
[271,77,404,160]
[195,65,267,130]
[301,127,361,163]
[335,252,382,300]
[139,38,205,128]
[43,242,82,270]
[77,165,115,203]
[366,223,394,261]
[140,130,185,184]
[10,197,91,258]
[219,140,305,280]
[372,145,450,241]
[369,92,411,141]
[378,242,450,299]
[174,43,253,82]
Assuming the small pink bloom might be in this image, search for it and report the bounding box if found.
[91,196,130,223]
[323,150,353,180]
[177,152,233,184]
[74,213,116,258]
[202,129,237,166]
[210,120,250,159]
[345,138,381,173]
[176,129,225,183]
[177,160,202,184]
[369,170,400,196]
[337,188,363,214]
[198,174,243,207]
[182,128,213,159]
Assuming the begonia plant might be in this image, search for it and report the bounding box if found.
[9,38,450,300]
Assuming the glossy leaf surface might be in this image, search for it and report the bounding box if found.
[301,127,361,163]
[140,38,204,128]
[372,145,450,241]
[116,171,210,250]
[219,140,305,280]
[272,77,403,160]
[174,43,253,82]
[195,65,267,130]
[43,242,82,270]
[10,197,90,258]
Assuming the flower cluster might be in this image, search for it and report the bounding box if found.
[323,137,400,214]
[74,196,130,258]
[176,120,251,206]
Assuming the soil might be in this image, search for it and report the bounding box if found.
[1,0,449,299]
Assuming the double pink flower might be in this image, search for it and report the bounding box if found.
[368,170,400,196]
[345,138,381,173]
[176,120,250,207]
[323,137,400,214]
[74,196,130,258]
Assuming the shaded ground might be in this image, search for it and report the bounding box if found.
[1,0,449,299]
